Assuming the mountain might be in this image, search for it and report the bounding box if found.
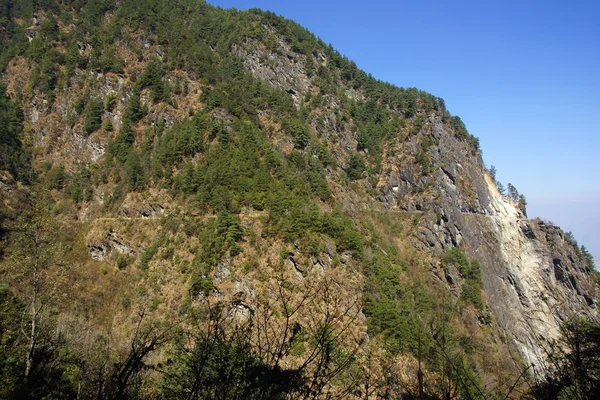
[0,1,598,399]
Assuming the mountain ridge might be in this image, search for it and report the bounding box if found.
[0,1,598,398]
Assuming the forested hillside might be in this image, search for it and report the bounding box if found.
[0,1,598,399]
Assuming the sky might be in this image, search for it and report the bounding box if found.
[207,0,600,264]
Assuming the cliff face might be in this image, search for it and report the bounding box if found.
[380,115,598,369]
[232,32,598,370]
[1,2,598,397]
[417,120,598,370]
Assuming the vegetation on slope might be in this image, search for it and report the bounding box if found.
[0,0,597,399]
[0,84,30,181]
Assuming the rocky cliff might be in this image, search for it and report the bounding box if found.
[232,27,599,372]
[0,1,597,398]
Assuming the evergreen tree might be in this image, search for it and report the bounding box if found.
[347,153,366,180]
[507,183,520,201]
[126,89,145,122]
[518,194,528,217]
[123,150,145,191]
[580,246,595,268]
[497,181,506,195]
[489,165,497,183]
[113,120,136,164]
[83,97,104,135]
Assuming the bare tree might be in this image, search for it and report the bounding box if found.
[106,310,176,399]
[163,271,364,399]
[250,273,364,400]
[1,188,66,382]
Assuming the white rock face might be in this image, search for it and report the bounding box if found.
[368,116,597,375]
[485,174,561,368]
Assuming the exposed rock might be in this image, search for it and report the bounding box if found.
[2,5,597,386]
[88,243,109,261]
[118,192,168,218]
[215,256,232,281]
[365,114,598,369]
[445,266,458,285]
[233,36,312,107]
[87,230,137,260]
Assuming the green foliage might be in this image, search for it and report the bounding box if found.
[489,165,497,182]
[420,133,438,152]
[163,322,298,400]
[218,210,244,246]
[126,88,146,122]
[0,85,30,181]
[166,329,259,399]
[497,181,506,195]
[66,166,93,203]
[532,317,600,399]
[0,2,29,73]
[83,97,104,135]
[0,284,24,399]
[581,246,595,269]
[140,239,161,270]
[442,248,484,310]
[591,269,600,286]
[506,182,525,211]
[282,117,310,149]
[64,42,87,75]
[416,150,432,175]
[565,231,578,248]
[105,92,117,111]
[174,138,267,210]
[156,113,207,166]
[123,150,145,191]
[44,164,65,190]
[110,120,136,163]
[346,153,365,180]
[92,45,125,74]
[489,164,508,195]
[319,210,363,254]
[363,250,416,352]
[449,115,480,152]
[450,115,468,138]
[116,253,133,269]
[362,242,490,397]
[136,58,170,103]
[518,193,528,217]
[74,93,87,116]
[189,212,246,296]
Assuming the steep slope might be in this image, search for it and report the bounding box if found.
[228,12,599,373]
[0,1,598,398]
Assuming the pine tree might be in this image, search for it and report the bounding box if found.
[518,194,528,217]
[507,183,520,201]
[497,181,506,195]
[126,89,145,122]
[489,165,497,183]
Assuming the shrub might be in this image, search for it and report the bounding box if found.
[116,254,133,269]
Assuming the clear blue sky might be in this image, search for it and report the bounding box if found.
[207,0,600,264]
